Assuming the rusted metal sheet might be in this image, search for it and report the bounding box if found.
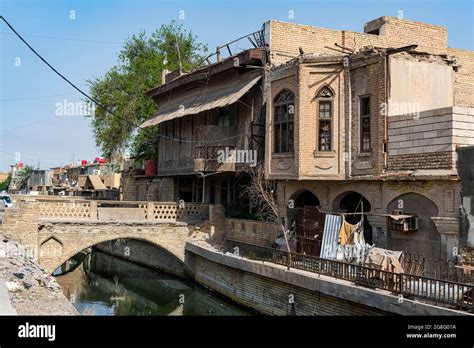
[141,74,261,127]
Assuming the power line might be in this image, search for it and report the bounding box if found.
[0,16,119,124]
[0,150,62,168]
[0,16,260,145]
[0,117,58,134]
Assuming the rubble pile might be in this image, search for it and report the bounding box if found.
[0,236,78,315]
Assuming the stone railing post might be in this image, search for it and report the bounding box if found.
[209,204,226,244]
[89,201,98,220]
[431,217,460,273]
[146,201,155,221]
[367,213,388,249]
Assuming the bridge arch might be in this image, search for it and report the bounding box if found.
[40,232,187,274]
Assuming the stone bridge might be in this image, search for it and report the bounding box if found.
[1,198,211,273]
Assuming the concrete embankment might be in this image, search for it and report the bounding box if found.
[185,239,472,316]
[0,236,78,315]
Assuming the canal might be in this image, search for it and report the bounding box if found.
[55,249,250,316]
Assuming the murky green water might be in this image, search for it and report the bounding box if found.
[55,250,250,316]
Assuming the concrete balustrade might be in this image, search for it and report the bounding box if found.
[10,197,210,224]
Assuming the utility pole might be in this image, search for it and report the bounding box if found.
[175,41,182,74]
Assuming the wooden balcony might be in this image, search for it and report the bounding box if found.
[194,145,236,172]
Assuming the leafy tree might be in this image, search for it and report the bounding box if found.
[16,165,34,190]
[0,174,11,191]
[88,21,207,161]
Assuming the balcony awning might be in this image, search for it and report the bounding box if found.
[141,74,261,128]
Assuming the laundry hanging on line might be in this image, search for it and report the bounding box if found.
[338,217,360,245]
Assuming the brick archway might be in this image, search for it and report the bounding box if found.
[37,221,189,274]
[45,235,185,275]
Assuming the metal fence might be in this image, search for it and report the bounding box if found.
[225,239,473,312]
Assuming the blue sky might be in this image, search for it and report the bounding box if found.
[1,0,473,171]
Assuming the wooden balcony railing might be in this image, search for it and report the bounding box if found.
[194,145,235,160]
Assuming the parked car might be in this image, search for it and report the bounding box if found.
[1,195,13,208]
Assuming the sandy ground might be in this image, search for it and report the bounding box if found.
[0,235,78,315]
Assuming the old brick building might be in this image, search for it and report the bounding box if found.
[123,15,473,276]
[123,49,265,205]
[264,16,474,276]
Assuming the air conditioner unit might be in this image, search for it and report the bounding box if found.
[93,169,101,176]
[388,211,418,232]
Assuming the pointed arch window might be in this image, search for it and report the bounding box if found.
[316,86,334,152]
[274,90,295,153]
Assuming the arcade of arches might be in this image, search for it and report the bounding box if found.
[278,180,462,277]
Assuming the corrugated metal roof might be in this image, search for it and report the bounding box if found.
[141,74,261,128]
[88,175,107,190]
[320,214,342,260]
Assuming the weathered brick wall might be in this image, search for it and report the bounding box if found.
[388,152,453,171]
[267,18,465,180]
[266,64,298,179]
[188,252,385,315]
[269,16,448,67]
[269,20,344,65]
[298,61,345,179]
[267,16,472,115]
[448,48,474,108]
[0,201,41,256]
[377,16,448,55]
[350,56,387,177]
[225,218,279,247]
[121,170,175,201]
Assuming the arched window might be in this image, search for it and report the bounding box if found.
[274,90,295,153]
[316,86,334,152]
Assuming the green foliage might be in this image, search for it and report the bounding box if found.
[88,21,207,160]
[0,174,11,191]
[16,165,34,190]
[130,126,159,161]
[225,202,262,221]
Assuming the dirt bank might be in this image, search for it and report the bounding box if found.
[0,236,78,315]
